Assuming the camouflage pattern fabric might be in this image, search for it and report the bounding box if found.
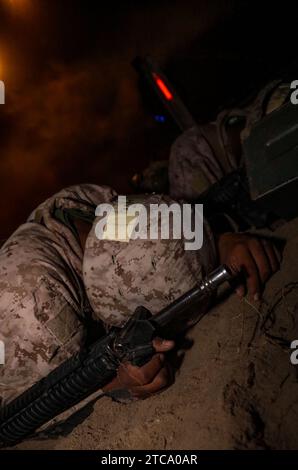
[1,81,289,409]
[0,185,216,407]
[169,81,291,201]
[83,194,217,328]
[0,184,116,406]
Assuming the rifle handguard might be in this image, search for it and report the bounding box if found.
[0,265,232,446]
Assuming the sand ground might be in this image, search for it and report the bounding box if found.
[14,218,298,450]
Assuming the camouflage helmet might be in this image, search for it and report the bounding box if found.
[83,194,216,327]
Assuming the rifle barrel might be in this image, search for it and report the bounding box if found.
[154,265,232,328]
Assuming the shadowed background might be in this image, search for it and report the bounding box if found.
[0,0,298,238]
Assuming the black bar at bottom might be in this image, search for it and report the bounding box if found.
[0,450,297,467]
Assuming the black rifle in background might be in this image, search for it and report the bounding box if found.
[202,101,298,229]
[133,56,298,228]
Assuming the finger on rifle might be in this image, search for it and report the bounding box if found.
[121,353,165,386]
[152,337,175,353]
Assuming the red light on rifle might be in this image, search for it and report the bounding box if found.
[152,73,173,101]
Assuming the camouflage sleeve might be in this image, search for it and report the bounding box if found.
[28,184,117,224]
[169,81,292,203]
[0,184,117,406]
[0,224,84,406]
[169,126,225,201]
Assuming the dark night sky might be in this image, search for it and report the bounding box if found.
[0,0,298,238]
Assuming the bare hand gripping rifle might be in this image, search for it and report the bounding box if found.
[0,265,232,447]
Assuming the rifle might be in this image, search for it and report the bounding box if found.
[0,265,232,447]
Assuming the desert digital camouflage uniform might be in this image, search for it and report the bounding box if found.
[1,80,288,409]
[169,80,291,200]
[0,186,217,407]
[0,184,116,406]
[83,194,216,328]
